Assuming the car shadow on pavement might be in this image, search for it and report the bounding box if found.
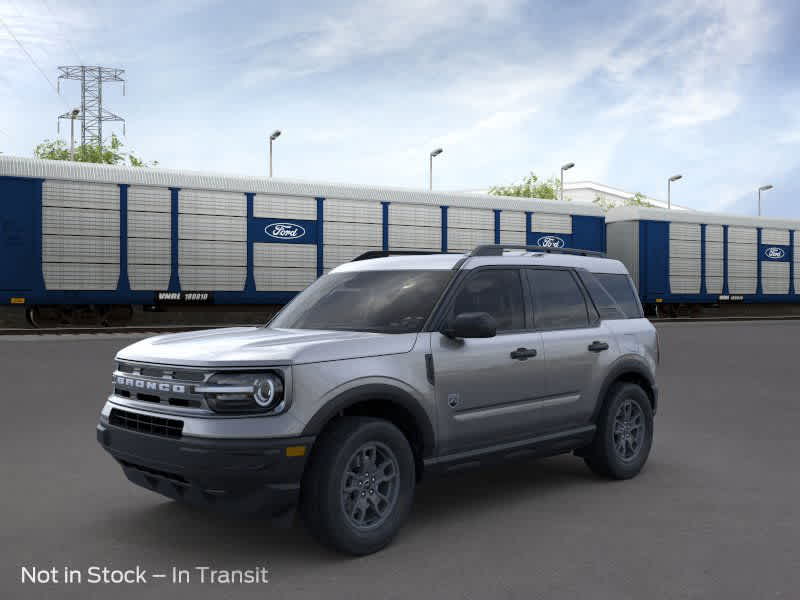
[104,454,616,563]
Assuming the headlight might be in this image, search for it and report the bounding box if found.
[196,372,286,414]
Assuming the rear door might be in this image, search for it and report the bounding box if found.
[432,267,548,454]
[0,178,37,291]
[525,268,617,430]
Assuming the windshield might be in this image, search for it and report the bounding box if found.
[269,270,452,333]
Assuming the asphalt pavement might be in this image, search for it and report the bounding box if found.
[1,321,798,599]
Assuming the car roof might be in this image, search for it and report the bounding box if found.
[330,251,630,275]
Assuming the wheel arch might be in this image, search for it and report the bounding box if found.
[593,357,658,420]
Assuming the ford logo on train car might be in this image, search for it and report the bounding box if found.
[536,235,566,248]
[264,222,306,240]
[764,247,786,260]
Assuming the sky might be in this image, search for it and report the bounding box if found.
[1,0,799,218]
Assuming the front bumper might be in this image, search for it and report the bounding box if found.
[97,420,314,516]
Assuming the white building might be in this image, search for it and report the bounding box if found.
[563,181,690,211]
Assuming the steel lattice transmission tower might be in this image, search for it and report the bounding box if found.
[57,66,126,148]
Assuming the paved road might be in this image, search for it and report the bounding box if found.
[1,322,798,599]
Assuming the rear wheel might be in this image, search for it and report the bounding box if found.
[301,417,415,555]
[584,383,653,479]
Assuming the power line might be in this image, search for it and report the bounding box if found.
[37,0,85,66]
[0,15,67,106]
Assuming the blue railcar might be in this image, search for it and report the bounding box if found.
[0,156,605,324]
[606,206,800,314]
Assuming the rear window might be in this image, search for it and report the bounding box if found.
[592,273,643,319]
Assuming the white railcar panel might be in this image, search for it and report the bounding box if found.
[705,259,723,278]
[179,214,246,241]
[128,186,170,213]
[670,276,700,294]
[388,224,440,249]
[43,206,119,237]
[179,189,245,216]
[706,277,723,294]
[254,195,317,220]
[128,238,170,264]
[128,211,170,239]
[325,199,382,224]
[447,227,494,252]
[761,229,790,245]
[323,245,377,269]
[728,260,758,277]
[179,240,246,266]
[728,227,757,244]
[42,180,119,210]
[532,213,571,234]
[762,262,790,294]
[669,239,701,258]
[43,263,119,290]
[254,243,316,268]
[728,277,756,294]
[705,225,723,242]
[728,244,757,261]
[179,266,246,291]
[42,235,119,264]
[129,264,171,290]
[500,211,526,232]
[499,230,526,245]
[448,207,493,230]
[254,268,317,291]
[324,221,382,246]
[389,203,440,227]
[669,223,701,241]
[669,258,701,276]
[705,241,724,259]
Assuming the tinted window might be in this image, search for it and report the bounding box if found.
[594,273,643,318]
[450,269,525,331]
[527,269,590,330]
[577,271,626,320]
[270,270,451,333]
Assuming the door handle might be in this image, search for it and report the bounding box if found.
[588,341,609,352]
[510,347,538,360]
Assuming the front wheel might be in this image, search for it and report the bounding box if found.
[584,383,653,479]
[300,417,415,555]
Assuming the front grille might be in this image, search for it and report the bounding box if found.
[109,408,184,439]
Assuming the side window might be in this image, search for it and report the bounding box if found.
[594,273,644,319]
[450,269,525,332]
[527,269,590,330]
[577,270,626,320]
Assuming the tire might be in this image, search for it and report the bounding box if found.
[300,417,415,555]
[584,383,653,480]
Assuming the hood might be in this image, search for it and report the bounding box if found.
[115,326,418,367]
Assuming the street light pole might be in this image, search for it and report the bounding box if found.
[69,108,80,160]
[269,130,281,177]
[560,162,575,202]
[758,184,773,216]
[667,174,683,209]
[429,148,443,190]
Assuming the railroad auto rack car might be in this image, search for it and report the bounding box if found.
[606,206,800,316]
[0,156,605,325]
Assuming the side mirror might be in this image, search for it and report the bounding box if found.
[442,312,497,339]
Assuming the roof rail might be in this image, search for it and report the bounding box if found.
[469,244,606,258]
[351,250,450,262]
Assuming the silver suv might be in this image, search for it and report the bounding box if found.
[97,245,658,555]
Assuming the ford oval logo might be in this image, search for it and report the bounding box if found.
[764,247,786,259]
[536,235,566,248]
[264,222,306,240]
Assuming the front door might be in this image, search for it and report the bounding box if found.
[432,268,549,454]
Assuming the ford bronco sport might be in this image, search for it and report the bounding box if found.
[97,245,658,555]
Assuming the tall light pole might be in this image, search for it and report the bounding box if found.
[429,148,443,190]
[667,174,682,209]
[758,184,773,216]
[560,162,575,202]
[68,108,80,160]
[269,130,281,177]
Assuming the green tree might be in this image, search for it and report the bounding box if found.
[33,133,157,167]
[593,191,655,212]
[489,171,564,200]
